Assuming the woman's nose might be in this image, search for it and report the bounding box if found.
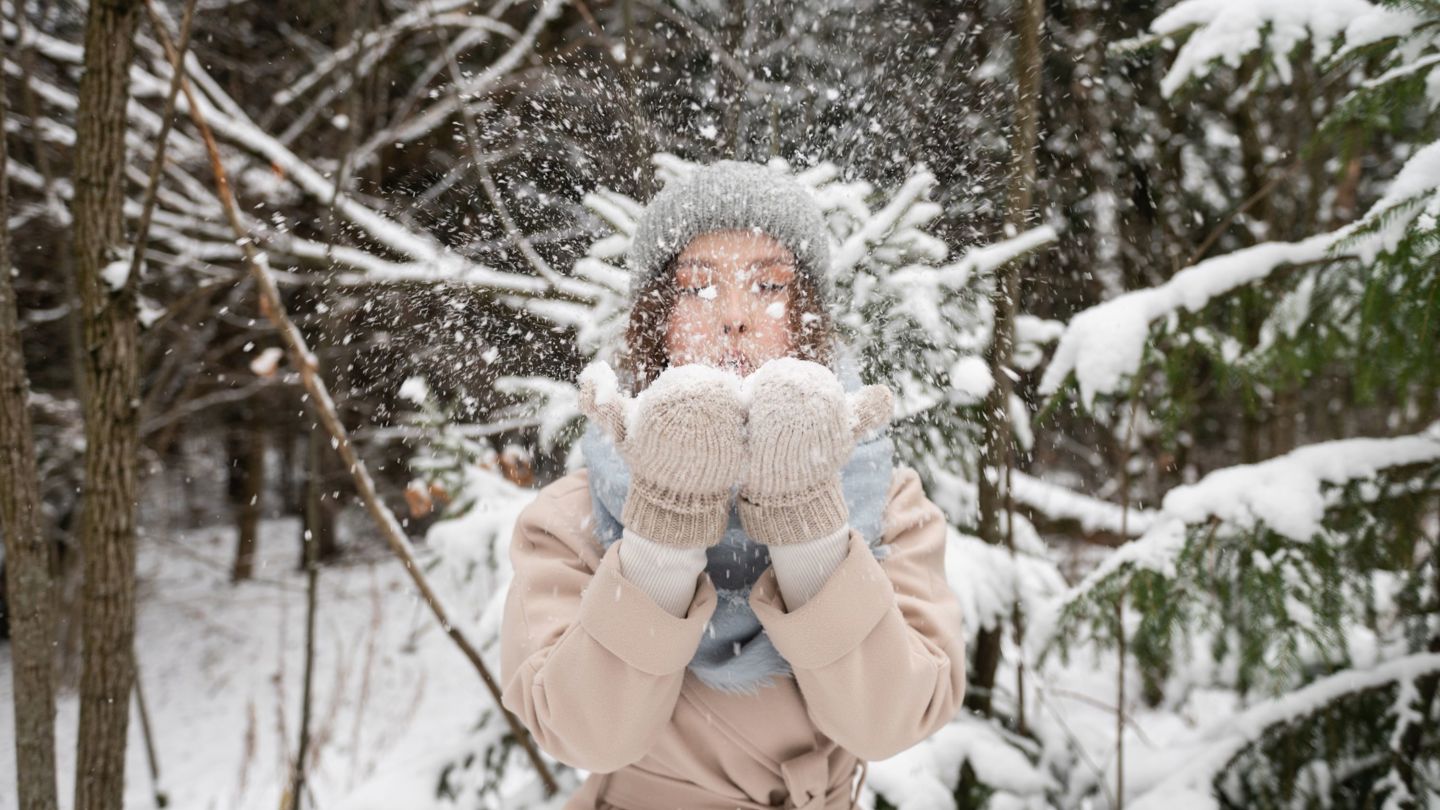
[718,287,751,334]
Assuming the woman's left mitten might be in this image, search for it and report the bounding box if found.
[738,357,893,546]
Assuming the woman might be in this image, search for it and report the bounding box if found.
[499,160,967,810]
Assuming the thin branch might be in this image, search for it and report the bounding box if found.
[426,1,562,288]
[141,5,560,798]
[132,659,168,808]
[349,0,562,166]
[1186,157,1303,267]
[127,0,198,285]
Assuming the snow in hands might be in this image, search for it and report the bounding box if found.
[577,356,881,443]
[578,360,747,444]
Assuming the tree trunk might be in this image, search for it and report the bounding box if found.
[303,426,338,568]
[0,25,60,810]
[971,0,1043,717]
[231,411,264,582]
[287,500,321,810]
[70,0,144,808]
[281,430,300,515]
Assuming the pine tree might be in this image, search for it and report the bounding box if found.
[1035,1,1440,805]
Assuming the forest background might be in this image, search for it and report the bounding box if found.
[1,0,1437,808]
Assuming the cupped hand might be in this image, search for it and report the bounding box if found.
[737,357,893,546]
[578,360,749,548]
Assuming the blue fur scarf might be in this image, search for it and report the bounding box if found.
[578,341,895,696]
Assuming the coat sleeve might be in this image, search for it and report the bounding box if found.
[500,487,719,773]
[748,465,967,762]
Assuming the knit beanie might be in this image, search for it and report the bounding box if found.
[624,159,833,311]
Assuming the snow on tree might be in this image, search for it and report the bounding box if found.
[1032,2,1440,806]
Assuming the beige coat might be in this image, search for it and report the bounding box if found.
[499,464,967,810]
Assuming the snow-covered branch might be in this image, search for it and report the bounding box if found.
[1152,0,1370,95]
[1051,424,1440,618]
[349,0,565,169]
[882,225,1058,337]
[830,167,947,274]
[1010,470,1159,538]
[1039,138,1440,408]
[270,0,502,108]
[3,5,582,304]
[1130,652,1440,810]
[1037,233,1335,407]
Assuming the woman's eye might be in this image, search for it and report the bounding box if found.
[680,285,717,299]
[754,282,788,293]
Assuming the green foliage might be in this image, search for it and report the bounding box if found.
[1042,2,1439,744]
[403,384,493,521]
[1319,8,1440,144]
[1042,460,1440,704]
[1215,674,1440,807]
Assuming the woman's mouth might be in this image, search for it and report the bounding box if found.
[720,354,751,375]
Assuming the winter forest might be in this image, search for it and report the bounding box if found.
[0,0,1437,808]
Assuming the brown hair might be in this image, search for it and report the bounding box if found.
[615,255,836,394]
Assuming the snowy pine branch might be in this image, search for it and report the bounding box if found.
[1039,138,1440,410]
[1150,0,1385,99]
[1129,652,1440,810]
[1051,426,1440,612]
[1038,425,1440,694]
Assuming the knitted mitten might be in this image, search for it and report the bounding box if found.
[578,360,748,549]
[738,357,894,546]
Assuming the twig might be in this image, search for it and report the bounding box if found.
[1043,686,1157,748]
[12,0,61,215]
[1185,158,1302,267]
[132,658,169,808]
[285,0,374,797]
[128,0,197,285]
[1033,677,1116,809]
[144,531,302,593]
[288,518,319,810]
[140,2,559,798]
[141,376,282,436]
[424,1,563,288]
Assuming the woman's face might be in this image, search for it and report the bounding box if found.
[664,228,798,377]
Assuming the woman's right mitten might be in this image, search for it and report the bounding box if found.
[578,361,748,549]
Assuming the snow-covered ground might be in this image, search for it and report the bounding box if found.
[0,509,559,810]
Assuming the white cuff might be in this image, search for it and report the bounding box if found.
[617,528,709,618]
[765,524,852,610]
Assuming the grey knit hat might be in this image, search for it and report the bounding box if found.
[625,159,833,309]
